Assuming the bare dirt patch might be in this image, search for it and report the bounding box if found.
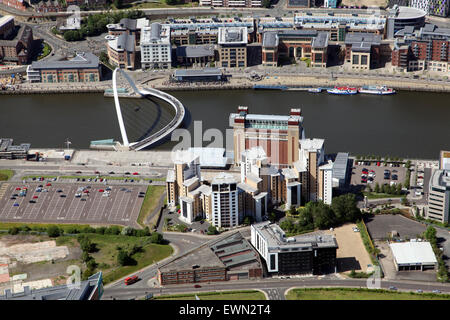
[324,223,373,273]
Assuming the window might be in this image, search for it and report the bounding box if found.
[352,54,359,65]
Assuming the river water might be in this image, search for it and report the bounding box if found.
[0,89,449,159]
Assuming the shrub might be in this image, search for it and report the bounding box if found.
[8,227,20,235]
[47,225,61,237]
[150,232,163,244]
[105,226,121,235]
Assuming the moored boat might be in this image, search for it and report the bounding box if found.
[358,85,396,95]
[308,88,322,93]
[327,86,358,95]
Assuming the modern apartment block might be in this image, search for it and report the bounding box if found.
[261,30,329,68]
[426,151,450,224]
[429,0,449,17]
[218,27,248,68]
[140,23,171,70]
[27,52,101,83]
[107,18,149,46]
[230,106,304,167]
[345,33,382,70]
[392,24,449,72]
[251,221,338,275]
[210,172,239,228]
[199,0,261,8]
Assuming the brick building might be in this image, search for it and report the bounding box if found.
[0,16,15,40]
[0,0,27,11]
[0,25,33,65]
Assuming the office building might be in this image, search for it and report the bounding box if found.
[345,33,382,70]
[0,25,33,65]
[175,45,215,67]
[389,242,437,271]
[0,272,103,300]
[218,27,248,68]
[426,150,450,224]
[261,30,329,68]
[294,12,386,41]
[140,23,171,70]
[0,16,14,40]
[230,106,304,167]
[211,172,239,228]
[107,18,149,45]
[158,232,263,285]
[107,33,138,70]
[251,222,338,275]
[167,17,255,46]
[386,5,426,38]
[26,52,101,83]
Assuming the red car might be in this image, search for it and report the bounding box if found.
[15,187,21,191]
[377,162,381,166]
[124,275,139,285]
[99,189,104,192]
[194,284,201,288]
[83,190,89,194]
[133,172,139,176]
[46,183,51,186]
[33,196,38,199]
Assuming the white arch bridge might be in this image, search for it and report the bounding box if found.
[112,68,185,151]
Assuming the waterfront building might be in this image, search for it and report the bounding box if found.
[199,0,261,8]
[158,232,263,285]
[26,52,101,83]
[293,12,386,41]
[426,150,450,224]
[318,161,333,205]
[218,27,248,68]
[0,25,33,65]
[0,0,27,11]
[0,16,14,40]
[230,107,304,167]
[0,138,30,160]
[107,33,138,70]
[281,167,301,208]
[172,68,224,82]
[344,33,382,70]
[386,5,426,38]
[107,18,149,46]
[392,24,449,72]
[0,272,103,300]
[175,45,215,67]
[140,23,171,70]
[211,172,239,228]
[167,17,255,46]
[261,30,329,68]
[251,221,338,275]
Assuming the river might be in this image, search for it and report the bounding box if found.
[0,89,449,159]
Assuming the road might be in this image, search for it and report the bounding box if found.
[103,275,450,300]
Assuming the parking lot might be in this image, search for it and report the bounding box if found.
[365,214,426,240]
[0,182,147,227]
[350,161,407,188]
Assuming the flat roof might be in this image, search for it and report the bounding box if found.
[212,172,237,185]
[332,152,348,180]
[188,147,229,168]
[176,45,214,58]
[389,6,427,20]
[218,27,248,45]
[31,52,99,70]
[174,68,222,78]
[300,138,324,151]
[389,242,437,266]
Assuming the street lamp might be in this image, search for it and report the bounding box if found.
[64,138,71,154]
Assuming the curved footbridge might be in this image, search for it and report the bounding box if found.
[112,68,185,151]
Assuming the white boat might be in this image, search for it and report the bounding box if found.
[358,85,396,95]
[327,86,358,95]
[308,88,322,93]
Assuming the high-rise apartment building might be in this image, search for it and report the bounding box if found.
[211,172,239,228]
[230,106,304,167]
[426,150,450,223]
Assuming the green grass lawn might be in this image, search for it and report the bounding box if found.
[37,42,52,60]
[154,290,266,300]
[86,234,173,284]
[286,288,450,300]
[363,192,403,199]
[137,186,165,228]
[0,169,14,181]
[0,222,106,232]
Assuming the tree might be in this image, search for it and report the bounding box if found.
[121,226,135,236]
[395,183,403,195]
[311,202,336,229]
[374,182,380,193]
[262,0,271,8]
[268,212,276,223]
[424,226,437,244]
[243,216,252,226]
[289,205,297,215]
[401,196,409,206]
[47,225,60,237]
[207,225,218,235]
[331,194,362,223]
[8,227,19,235]
[117,249,132,266]
[82,251,92,263]
[150,232,163,244]
[86,259,97,271]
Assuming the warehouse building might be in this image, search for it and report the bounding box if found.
[0,138,30,160]
[389,241,437,271]
[251,221,338,275]
[158,232,263,285]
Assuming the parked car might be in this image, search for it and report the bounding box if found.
[389,286,397,290]
[194,284,201,288]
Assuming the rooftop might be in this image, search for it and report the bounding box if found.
[174,68,222,78]
[312,32,328,48]
[187,147,230,168]
[389,5,427,20]
[108,33,135,52]
[389,242,437,265]
[172,149,200,165]
[300,138,324,152]
[218,27,248,45]
[241,146,267,162]
[252,222,338,252]
[212,172,237,185]
[0,15,14,28]
[141,23,170,45]
[332,152,349,180]
[176,45,215,58]
[30,52,99,70]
